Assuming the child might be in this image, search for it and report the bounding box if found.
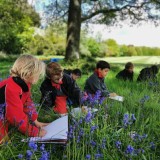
[64,68,82,81]
[84,60,116,97]
[116,62,134,81]
[137,65,159,82]
[40,62,81,115]
[0,54,48,143]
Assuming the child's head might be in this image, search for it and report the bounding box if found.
[71,69,81,80]
[125,62,134,73]
[96,60,110,77]
[46,62,63,83]
[150,65,159,74]
[10,54,45,84]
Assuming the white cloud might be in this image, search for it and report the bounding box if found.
[88,24,160,47]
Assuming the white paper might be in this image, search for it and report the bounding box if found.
[22,115,68,143]
[71,107,98,118]
[109,95,124,102]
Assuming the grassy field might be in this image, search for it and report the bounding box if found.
[0,56,160,160]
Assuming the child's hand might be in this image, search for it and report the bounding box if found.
[34,119,50,128]
[109,92,117,97]
[38,128,47,137]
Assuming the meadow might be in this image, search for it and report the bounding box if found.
[0,56,160,160]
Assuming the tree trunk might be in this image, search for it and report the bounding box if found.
[65,0,82,61]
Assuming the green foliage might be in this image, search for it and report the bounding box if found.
[86,38,100,56]
[105,39,120,56]
[0,0,40,54]
[26,23,66,56]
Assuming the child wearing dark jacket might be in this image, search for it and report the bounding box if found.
[116,62,134,81]
[0,55,48,144]
[137,65,159,82]
[84,60,116,97]
[40,62,81,116]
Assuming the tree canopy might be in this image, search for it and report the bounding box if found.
[44,0,160,60]
[0,0,40,54]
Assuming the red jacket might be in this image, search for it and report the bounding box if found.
[0,77,39,142]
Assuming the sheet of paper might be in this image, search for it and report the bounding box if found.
[109,95,124,102]
[22,115,68,143]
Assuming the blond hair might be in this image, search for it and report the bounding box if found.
[10,54,45,82]
[46,62,63,78]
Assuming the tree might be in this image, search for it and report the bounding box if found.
[44,0,160,60]
[0,0,40,54]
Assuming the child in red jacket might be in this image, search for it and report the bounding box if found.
[0,54,48,143]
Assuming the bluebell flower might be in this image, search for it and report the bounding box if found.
[90,125,98,133]
[86,154,91,159]
[95,153,103,159]
[123,114,130,127]
[115,141,122,149]
[40,144,45,151]
[90,140,96,147]
[125,145,134,154]
[85,111,92,123]
[131,114,136,122]
[101,139,106,149]
[150,142,156,150]
[28,141,38,151]
[0,103,5,120]
[39,151,50,160]
[18,154,23,159]
[26,150,32,159]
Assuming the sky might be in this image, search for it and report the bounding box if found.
[88,23,160,48]
[28,0,160,48]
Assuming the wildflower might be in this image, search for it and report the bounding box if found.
[90,140,96,147]
[95,153,103,159]
[26,150,32,159]
[125,145,134,154]
[115,141,122,149]
[123,114,130,127]
[40,144,45,151]
[18,154,23,159]
[85,111,92,123]
[39,151,50,160]
[150,142,156,150]
[90,125,98,133]
[131,114,136,122]
[101,138,106,149]
[86,154,91,159]
[28,141,38,151]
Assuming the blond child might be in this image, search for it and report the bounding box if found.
[0,54,48,143]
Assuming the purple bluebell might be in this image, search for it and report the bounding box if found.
[95,153,103,159]
[40,144,45,151]
[150,142,155,150]
[125,145,134,154]
[28,141,38,151]
[18,154,23,159]
[90,125,98,133]
[86,154,91,159]
[39,151,50,160]
[115,141,122,149]
[123,114,130,127]
[90,140,96,147]
[26,150,32,159]
[131,114,136,122]
[85,111,92,123]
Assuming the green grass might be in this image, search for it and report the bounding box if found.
[0,56,160,159]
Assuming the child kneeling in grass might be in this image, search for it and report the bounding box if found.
[40,62,81,116]
[0,54,48,144]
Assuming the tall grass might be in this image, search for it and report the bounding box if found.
[0,58,160,159]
